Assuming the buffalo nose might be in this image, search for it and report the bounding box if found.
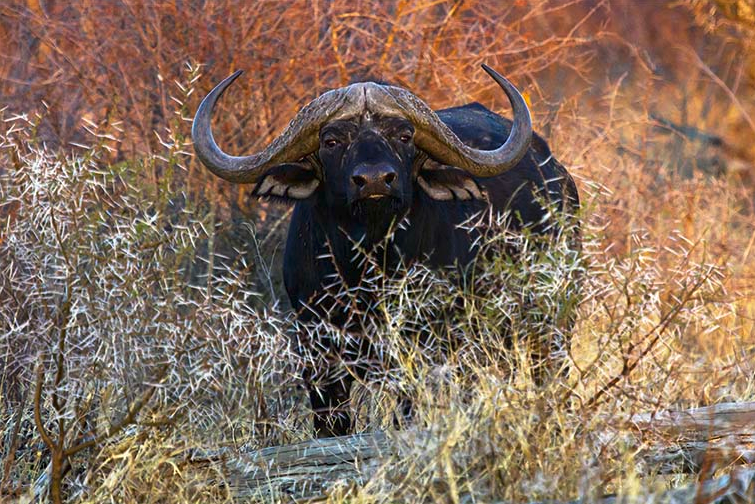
[351,164,397,190]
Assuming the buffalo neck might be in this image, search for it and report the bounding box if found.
[312,200,410,281]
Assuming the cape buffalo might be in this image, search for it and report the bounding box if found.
[192,65,580,437]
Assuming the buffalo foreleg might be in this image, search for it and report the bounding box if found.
[308,374,355,438]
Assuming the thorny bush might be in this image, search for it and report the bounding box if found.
[0,103,740,502]
[0,108,300,502]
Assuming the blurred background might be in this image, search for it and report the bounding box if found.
[2,0,753,208]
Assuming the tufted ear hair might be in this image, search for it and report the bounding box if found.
[253,162,320,202]
[417,160,487,201]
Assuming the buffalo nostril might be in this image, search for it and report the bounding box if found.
[352,175,367,188]
[384,172,396,186]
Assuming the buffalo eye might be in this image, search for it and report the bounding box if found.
[323,138,340,148]
[398,132,413,143]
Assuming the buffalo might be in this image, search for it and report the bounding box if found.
[192,65,580,437]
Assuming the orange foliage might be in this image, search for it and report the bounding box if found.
[1,0,752,225]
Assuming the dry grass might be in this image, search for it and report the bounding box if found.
[1,0,755,502]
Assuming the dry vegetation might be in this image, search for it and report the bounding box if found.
[1,0,755,502]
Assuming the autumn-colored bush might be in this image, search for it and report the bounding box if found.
[4,1,752,205]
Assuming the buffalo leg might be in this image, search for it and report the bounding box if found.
[309,375,355,438]
[393,394,414,430]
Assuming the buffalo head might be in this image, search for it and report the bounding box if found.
[192,66,532,235]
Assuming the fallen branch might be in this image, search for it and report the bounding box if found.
[627,402,755,474]
[628,401,755,437]
[185,402,755,502]
[597,467,754,504]
[187,432,391,501]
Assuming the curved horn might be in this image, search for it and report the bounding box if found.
[192,71,351,184]
[193,66,531,183]
[385,64,532,178]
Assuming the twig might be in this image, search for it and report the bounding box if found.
[583,263,718,409]
[687,47,755,137]
[184,402,755,501]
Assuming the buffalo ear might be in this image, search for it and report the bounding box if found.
[417,162,486,201]
[253,162,320,201]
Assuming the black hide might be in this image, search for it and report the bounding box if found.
[275,102,579,437]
